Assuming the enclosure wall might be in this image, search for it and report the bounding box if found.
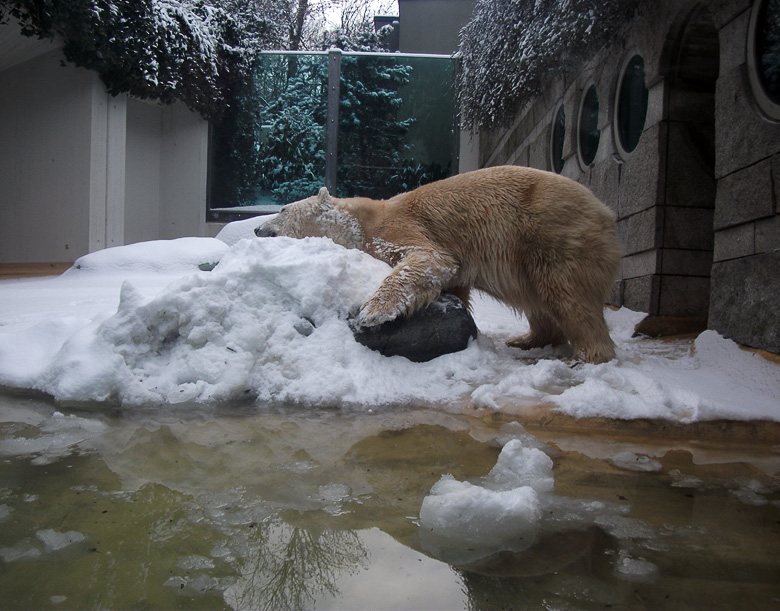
[0,49,96,263]
[476,0,780,352]
[0,29,210,264]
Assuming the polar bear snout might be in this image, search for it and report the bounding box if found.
[255,224,278,238]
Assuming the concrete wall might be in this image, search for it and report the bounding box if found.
[478,0,780,352]
[159,101,209,240]
[0,49,97,262]
[398,0,475,54]
[0,28,209,264]
[125,99,163,245]
[124,98,209,244]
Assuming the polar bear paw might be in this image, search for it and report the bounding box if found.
[357,297,403,327]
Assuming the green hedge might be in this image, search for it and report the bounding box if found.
[0,0,252,120]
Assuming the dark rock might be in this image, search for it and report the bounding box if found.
[351,293,478,362]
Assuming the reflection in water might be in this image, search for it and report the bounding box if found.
[224,520,368,611]
[455,527,622,610]
[0,396,779,609]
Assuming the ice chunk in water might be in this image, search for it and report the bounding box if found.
[0,539,42,562]
[318,483,352,502]
[420,476,541,548]
[419,437,644,565]
[0,504,12,521]
[487,439,555,492]
[614,550,659,582]
[609,451,662,473]
[419,441,554,555]
[36,529,86,552]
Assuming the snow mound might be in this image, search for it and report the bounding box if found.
[0,221,777,421]
[67,237,228,274]
[215,215,275,247]
[21,237,497,406]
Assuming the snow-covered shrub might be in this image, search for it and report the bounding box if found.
[457,0,642,130]
[0,0,258,120]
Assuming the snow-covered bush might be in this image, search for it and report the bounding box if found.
[457,0,641,130]
[0,0,259,120]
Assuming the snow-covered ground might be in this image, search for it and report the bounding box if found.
[0,217,778,422]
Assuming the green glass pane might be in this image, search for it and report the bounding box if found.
[208,53,328,213]
[617,55,649,154]
[208,52,457,217]
[551,105,565,173]
[578,86,600,166]
[337,55,455,199]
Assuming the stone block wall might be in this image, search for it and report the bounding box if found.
[476,0,780,352]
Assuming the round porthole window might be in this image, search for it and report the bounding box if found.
[615,54,649,156]
[747,0,780,120]
[550,104,566,173]
[578,85,600,167]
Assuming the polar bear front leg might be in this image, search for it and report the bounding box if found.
[358,250,458,327]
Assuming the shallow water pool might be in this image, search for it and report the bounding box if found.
[1,394,779,610]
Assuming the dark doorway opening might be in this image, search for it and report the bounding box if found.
[657,4,719,328]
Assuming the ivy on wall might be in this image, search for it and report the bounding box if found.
[457,0,642,130]
[0,0,254,120]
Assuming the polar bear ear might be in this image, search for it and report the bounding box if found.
[317,186,332,206]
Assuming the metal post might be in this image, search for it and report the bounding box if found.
[452,55,462,175]
[325,49,341,195]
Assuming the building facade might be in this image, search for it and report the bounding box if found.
[476,0,780,353]
[398,0,476,54]
[0,20,210,265]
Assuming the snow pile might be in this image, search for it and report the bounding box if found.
[1,237,497,406]
[0,226,777,421]
[214,216,271,247]
[67,237,228,274]
[470,316,780,422]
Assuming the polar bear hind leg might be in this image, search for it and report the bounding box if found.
[506,309,567,351]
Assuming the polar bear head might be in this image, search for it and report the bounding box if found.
[255,187,365,250]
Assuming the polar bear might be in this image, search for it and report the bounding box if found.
[255,166,621,363]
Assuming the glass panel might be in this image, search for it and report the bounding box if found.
[208,52,457,220]
[757,0,780,104]
[337,54,455,199]
[617,55,649,154]
[551,105,565,173]
[578,86,600,167]
[208,53,328,218]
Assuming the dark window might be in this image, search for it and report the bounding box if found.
[616,55,649,154]
[756,0,780,104]
[551,104,565,173]
[578,86,600,166]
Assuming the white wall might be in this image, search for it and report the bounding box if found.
[0,50,98,262]
[458,129,479,174]
[0,41,210,263]
[159,102,208,240]
[125,99,163,244]
[124,98,209,243]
